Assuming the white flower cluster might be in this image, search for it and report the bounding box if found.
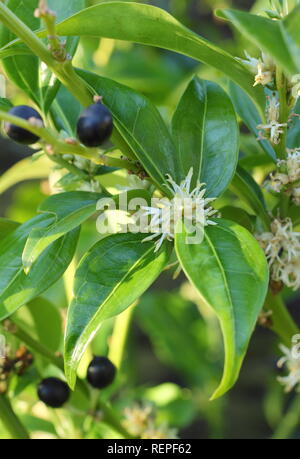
[290,74,300,102]
[277,344,300,392]
[257,95,287,145]
[256,218,300,290]
[266,149,300,203]
[140,168,218,252]
[239,51,275,87]
[123,403,178,439]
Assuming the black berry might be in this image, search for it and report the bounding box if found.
[76,102,113,147]
[87,356,116,389]
[37,377,70,408]
[5,105,43,145]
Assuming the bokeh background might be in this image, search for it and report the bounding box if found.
[1,0,300,439]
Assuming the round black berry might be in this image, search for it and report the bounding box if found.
[37,377,70,408]
[87,356,116,389]
[4,105,43,145]
[76,102,113,147]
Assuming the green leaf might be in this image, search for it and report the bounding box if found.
[230,166,270,228]
[27,297,62,352]
[216,8,300,74]
[51,1,264,112]
[0,0,40,104]
[22,191,105,271]
[50,85,81,135]
[0,155,52,194]
[14,297,62,352]
[0,218,19,238]
[78,70,178,192]
[0,98,13,112]
[229,82,276,161]
[175,219,269,399]
[283,4,300,54]
[172,77,238,196]
[65,233,172,388]
[220,205,254,232]
[0,214,79,320]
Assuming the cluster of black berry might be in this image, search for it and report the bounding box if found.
[4,100,113,147]
[37,356,116,408]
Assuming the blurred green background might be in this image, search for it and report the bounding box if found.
[1,0,300,440]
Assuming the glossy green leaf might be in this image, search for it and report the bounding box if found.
[50,85,81,135]
[0,155,52,194]
[0,0,40,104]
[230,166,270,229]
[216,8,300,74]
[65,233,172,388]
[0,218,20,239]
[0,214,79,320]
[22,191,105,271]
[175,219,269,399]
[172,77,238,196]
[229,82,276,161]
[78,71,178,192]
[50,1,264,112]
[220,206,254,232]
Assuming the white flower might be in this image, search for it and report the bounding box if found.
[77,179,102,193]
[285,149,300,182]
[122,403,178,439]
[142,424,178,440]
[117,174,150,192]
[257,95,287,144]
[266,149,300,199]
[290,74,300,101]
[123,403,154,437]
[292,187,300,205]
[256,218,300,290]
[139,168,218,252]
[239,51,274,87]
[277,344,300,392]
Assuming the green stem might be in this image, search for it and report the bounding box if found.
[0,1,92,106]
[0,393,30,439]
[0,3,139,163]
[3,319,64,371]
[279,192,290,219]
[0,110,101,161]
[275,67,288,160]
[0,110,140,175]
[49,154,90,180]
[1,319,89,398]
[264,291,299,346]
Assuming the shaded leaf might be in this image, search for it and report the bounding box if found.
[175,219,269,399]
